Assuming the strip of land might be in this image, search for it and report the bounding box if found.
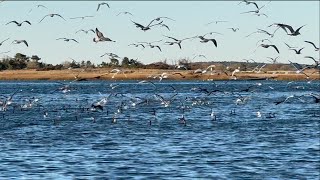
[0,69,319,81]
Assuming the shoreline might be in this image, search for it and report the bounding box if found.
[0,69,319,81]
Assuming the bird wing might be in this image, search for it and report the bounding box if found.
[22,40,28,47]
[270,45,280,53]
[156,46,162,52]
[23,20,32,25]
[95,28,105,38]
[97,3,102,11]
[71,39,79,43]
[304,41,318,49]
[131,20,145,28]
[6,21,18,25]
[39,14,49,23]
[0,38,9,44]
[161,24,170,31]
[163,35,179,41]
[54,14,66,21]
[210,39,218,47]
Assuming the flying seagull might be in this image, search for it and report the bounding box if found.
[269,23,305,36]
[257,44,280,54]
[131,19,164,32]
[39,13,66,23]
[163,35,193,49]
[93,28,115,43]
[289,47,304,54]
[56,38,79,43]
[117,11,133,16]
[128,43,145,49]
[205,20,228,26]
[228,27,239,32]
[246,28,278,38]
[70,16,94,20]
[196,36,218,47]
[97,2,110,11]
[6,20,31,26]
[267,56,279,64]
[76,29,95,34]
[12,40,28,47]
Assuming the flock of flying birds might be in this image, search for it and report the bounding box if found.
[0,1,319,125]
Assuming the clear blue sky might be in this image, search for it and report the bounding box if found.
[0,1,319,65]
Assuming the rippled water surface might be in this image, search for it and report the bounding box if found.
[0,80,319,179]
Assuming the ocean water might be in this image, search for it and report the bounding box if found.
[0,80,319,179]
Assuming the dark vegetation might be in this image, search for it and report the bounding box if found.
[0,53,316,72]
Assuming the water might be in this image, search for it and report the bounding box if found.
[0,80,319,179]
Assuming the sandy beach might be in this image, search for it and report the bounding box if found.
[0,69,319,81]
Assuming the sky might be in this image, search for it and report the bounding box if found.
[0,1,319,65]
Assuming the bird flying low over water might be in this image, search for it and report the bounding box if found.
[6,20,31,26]
[12,40,28,47]
[93,28,115,43]
[39,13,66,23]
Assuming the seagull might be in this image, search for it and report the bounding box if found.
[289,47,304,54]
[12,40,28,47]
[267,56,279,64]
[69,16,94,20]
[56,38,79,43]
[39,13,66,23]
[197,36,218,47]
[100,52,120,58]
[269,23,305,36]
[6,20,31,26]
[128,43,145,49]
[131,20,164,31]
[93,28,115,43]
[193,54,207,59]
[97,2,110,11]
[288,60,310,78]
[257,44,280,54]
[274,95,294,105]
[28,4,48,13]
[148,44,162,52]
[163,35,193,49]
[75,29,95,34]
[246,28,278,38]
[304,41,319,51]
[116,11,133,16]
[238,0,259,9]
[228,27,239,32]
[0,38,9,46]
[205,20,228,26]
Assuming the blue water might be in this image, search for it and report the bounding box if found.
[0,80,319,179]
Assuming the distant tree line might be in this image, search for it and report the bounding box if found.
[0,52,314,72]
